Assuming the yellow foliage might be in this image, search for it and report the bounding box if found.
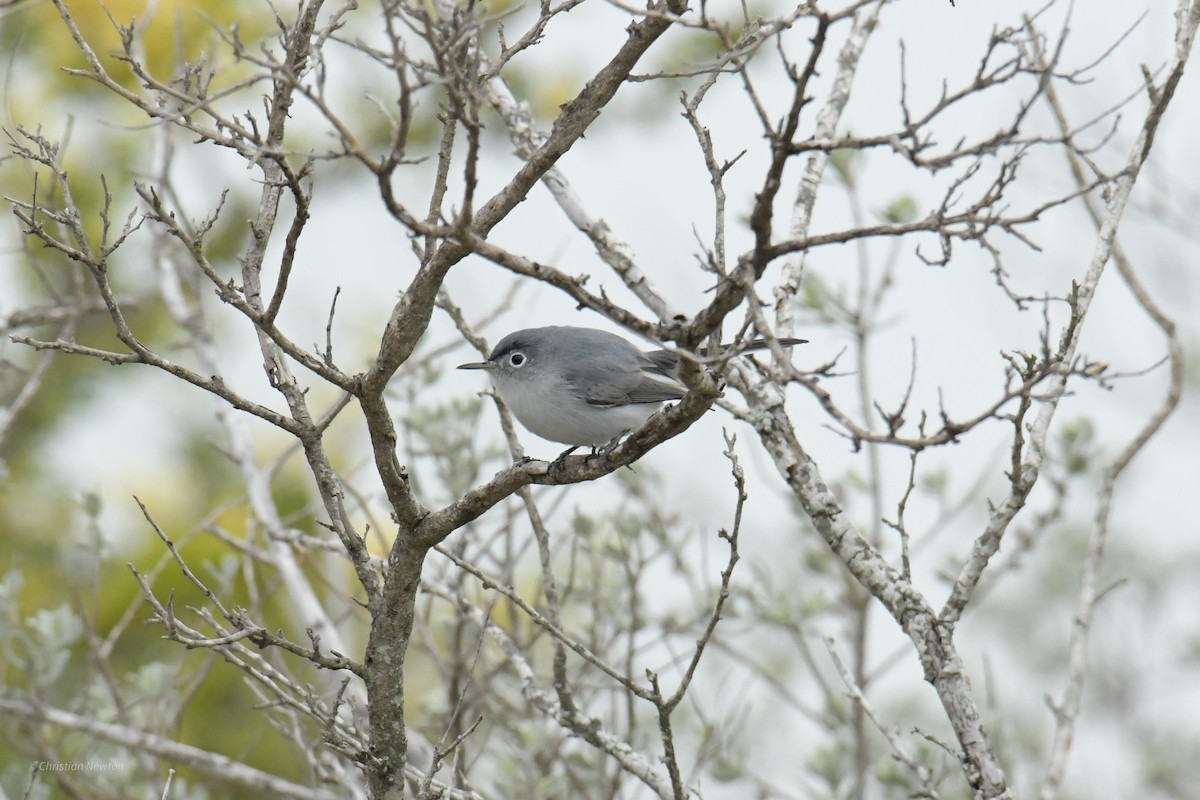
[7,0,273,92]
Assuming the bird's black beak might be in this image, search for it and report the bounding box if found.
[457,361,493,370]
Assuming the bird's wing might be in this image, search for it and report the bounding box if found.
[568,337,808,407]
[643,348,678,377]
[565,349,685,407]
[619,368,687,405]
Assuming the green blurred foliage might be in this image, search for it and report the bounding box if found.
[0,3,372,796]
[0,465,351,797]
[830,146,860,190]
[1,0,274,98]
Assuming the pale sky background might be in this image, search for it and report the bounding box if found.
[4,0,1199,797]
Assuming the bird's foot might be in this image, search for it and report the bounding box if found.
[549,445,580,474]
[596,436,617,457]
[593,431,629,459]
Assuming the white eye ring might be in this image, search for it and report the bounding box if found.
[508,352,526,367]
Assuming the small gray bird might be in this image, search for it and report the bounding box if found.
[458,326,805,448]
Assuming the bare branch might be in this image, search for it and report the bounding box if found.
[0,698,346,800]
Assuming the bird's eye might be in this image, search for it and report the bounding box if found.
[508,352,526,367]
